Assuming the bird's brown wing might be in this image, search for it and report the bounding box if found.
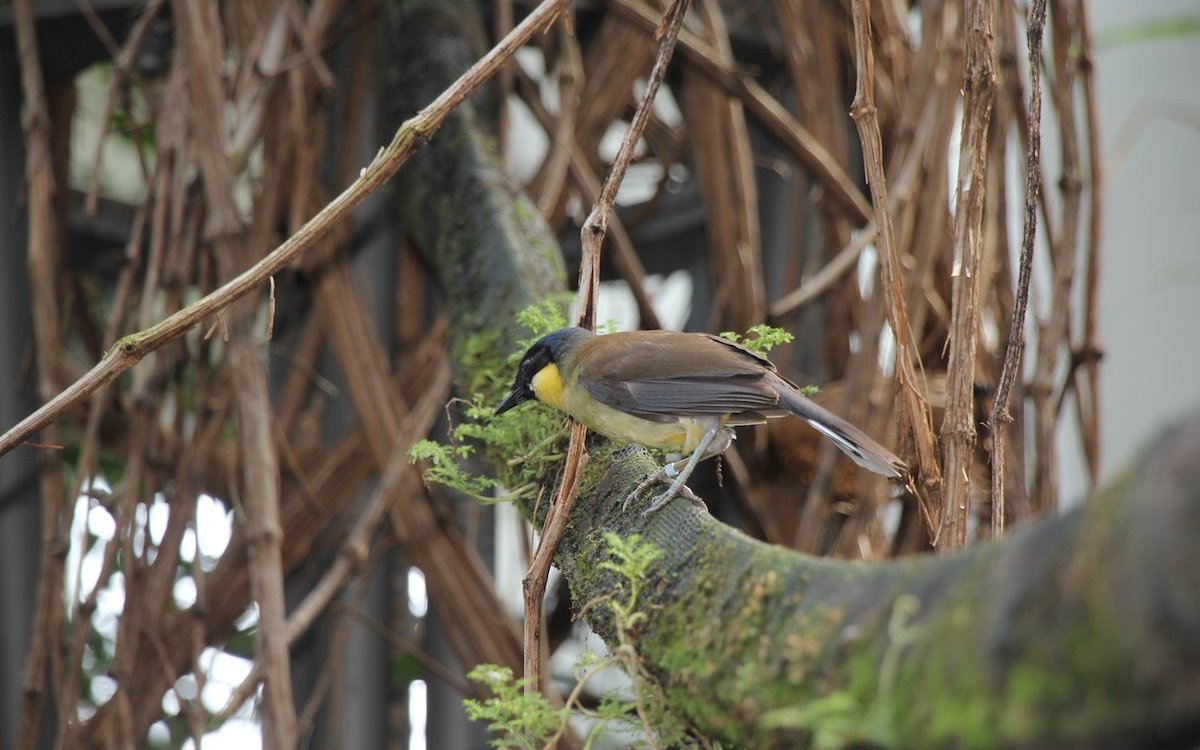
[575,331,784,420]
[588,375,782,419]
[571,330,906,477]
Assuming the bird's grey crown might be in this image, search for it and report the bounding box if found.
[533,326,593,362]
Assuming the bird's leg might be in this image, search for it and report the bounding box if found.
[627,421,733,516]
[624,466,705,513]
[640,441,710,516]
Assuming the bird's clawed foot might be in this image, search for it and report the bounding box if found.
[622,469,707,517]
[643,484,705,516]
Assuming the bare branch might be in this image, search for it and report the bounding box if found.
[990,0,1047,538]
[848,0,944,544]
[940,0,997,550]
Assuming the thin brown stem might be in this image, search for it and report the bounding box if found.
[990,0,1046,538]
[1028,1,1085,517]
[848,0,944,544]
[14,2,71,746]
[1073,0,1104,489]
[521,0,692,703]
[939,0,997,550]
[231,341,297,750]
[82,0,166,215]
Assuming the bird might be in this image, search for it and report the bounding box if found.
[494,327,906,515]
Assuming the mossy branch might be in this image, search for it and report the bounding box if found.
[384,3,1200,748]
[414,105,1200,750]
[541,427,1200,749]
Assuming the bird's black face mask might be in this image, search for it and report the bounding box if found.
[494,344,552,415]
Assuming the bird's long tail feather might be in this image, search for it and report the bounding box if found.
[774,380,906,478]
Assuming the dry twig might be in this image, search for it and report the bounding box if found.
[520,0,692,697]
[13,2,70,746]
[939,0,997,550]
[848,0,944,543]
[990,0,1047,538]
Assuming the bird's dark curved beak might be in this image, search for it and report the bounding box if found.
[494,387,529,416]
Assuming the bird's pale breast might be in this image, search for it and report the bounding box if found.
[540,365,709,452]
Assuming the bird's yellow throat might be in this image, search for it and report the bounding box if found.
[529,359,697,453]
[530,363,566,409]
